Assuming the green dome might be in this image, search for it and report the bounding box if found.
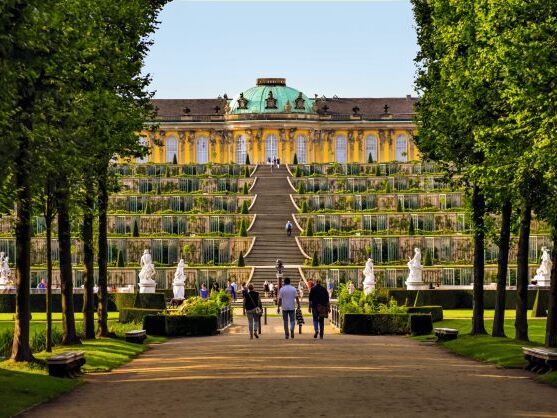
[229,78,314,114]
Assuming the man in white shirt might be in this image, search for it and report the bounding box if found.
[278,277,300,339]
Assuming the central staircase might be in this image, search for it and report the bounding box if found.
[245,165,306,292]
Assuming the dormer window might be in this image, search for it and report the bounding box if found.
[237,93,248,109]
[295,92,305,110]
[265,91,277,109]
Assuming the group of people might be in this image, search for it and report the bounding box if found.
[267,157,281,170]
[244,277,331,340]
[199,279,239,301]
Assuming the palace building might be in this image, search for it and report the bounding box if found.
[142,78,418,164]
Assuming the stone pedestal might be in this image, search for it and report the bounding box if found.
[536,275,551,287]
[139,282,156,294]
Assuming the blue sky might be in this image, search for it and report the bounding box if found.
[144,0,417,99]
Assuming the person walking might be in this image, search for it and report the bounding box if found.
[278,277,300,339]
[268,282,274,298]
[327,279,334,299]
[231,280,238,301]
[309,279,330,339]
[285,220,293,237]
[263,280,270,298]
[244,284,262,339]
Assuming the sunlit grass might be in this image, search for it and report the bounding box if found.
[0,312,119,322]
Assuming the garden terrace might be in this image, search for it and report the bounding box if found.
[112,163,256,177]
[296,234,551,265]
[289,175,453,193]
[0,266,253,292]
[291,192,465,212]
[0,236,253,267]
[108,194,255,214]
[117,176,254,194]
[301,265,536,289]
[287,162,443,176]
[0,214,255,238]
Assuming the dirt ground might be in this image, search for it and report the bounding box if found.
[23,317,557,418]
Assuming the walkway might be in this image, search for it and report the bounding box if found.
[26,318,557,418]
[246,165,306,291]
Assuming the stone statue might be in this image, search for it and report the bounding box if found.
[173,259,186,299]
[138,249,156,293]
[362,258,376,295]
[0,253,9,286]
[534,247,552,287]
[406,248,426,290]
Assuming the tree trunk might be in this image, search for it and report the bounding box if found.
[97,170,110,337]
[545,225,557,347]
[11,134,34,362]
[492,199,511,338]
[471,184,487,335]
[515,203,531,342]
[82,180,95,339]
[46,211,53,352]
[57,185,80,345]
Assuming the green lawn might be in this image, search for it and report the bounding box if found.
[0,321,166,417]
[419,316,557,386]
[443,309,518,319]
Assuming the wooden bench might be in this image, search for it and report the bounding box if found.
[523,347,557,374]
[434,327,459,341]
[125,330,147,344]
[47,351,85,378]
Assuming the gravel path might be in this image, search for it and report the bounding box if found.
[24,318,557,418]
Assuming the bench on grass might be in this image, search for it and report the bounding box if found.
[47,351,85,378]
[523,347,557,374]
[125,329,147,344]
[434,328,459,341]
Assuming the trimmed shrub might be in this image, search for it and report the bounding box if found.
[134,293,166,310]
[295,165,302,177]
[242,182,249,195]
[237,251,245,267]
[298,182,305,194]
[293,153,298,165]
[119,308,162,324]
[311,251,319,267]
[172,154,178,165]
[240,200,249,214]
[143,315,166,336]
[409,313,433,335]
[408,218,415,235]
[397,199,403,212]
[132,219,139,237]
[117,250,125,267]
[110,293,136,311]
[239,219,248,237]
[300,200,309,213]
[424,250,433,266]
[342,313,410,335]
[407,306,443,322]
[305,218,314,236]
[368,152,373,164]
[165,315,218,336]
[245,154,250,165]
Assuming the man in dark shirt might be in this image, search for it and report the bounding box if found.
[308,279,330,339]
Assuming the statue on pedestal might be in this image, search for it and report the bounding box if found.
[173,259,186,299]
[0,253,9,286]
[362,258,376,295]
[138,249,156,293]
[533,247,552,287]
[406,248,425,290]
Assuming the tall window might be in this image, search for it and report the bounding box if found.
[166,136,178,163]
[265,134,278,161]
[296,135,307,164]
[365,135,378,163]
[335,135,347,163]
[196,136,208,163]
[236,135,247,163]
[395,135,408,162]
[137,136,149,163]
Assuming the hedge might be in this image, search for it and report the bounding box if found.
[165,315,218,337]
[119,308,163,324]
[110,293,136,312]
[383,289,549,310]
[133,293,166,310]
[0,294,119,313]
[406,306,443,322]
[342,313,433,335]
[143,315,166,336]
[409,314,433,335]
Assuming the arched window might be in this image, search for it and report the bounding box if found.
[296,135,307,164]
[335,135,347,163]
[196,136,208,163]
[137,136,149,164]
[236,135,247,163]
[395,135,408,162]
[365,135,378,163]
[265,134,278,162]
[166,136,178,163]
